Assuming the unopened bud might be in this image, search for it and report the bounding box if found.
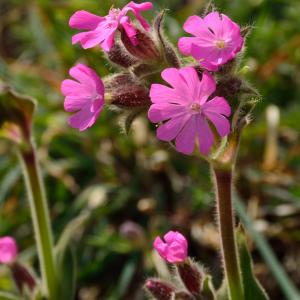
[154,10,180,68]
[105,74,135,91]
[176,259,203,295]
[107,43,138,68]
[108,84,150,109]
[121,28,160,61]
[145,279,175,300]
[10,262,36,294]
[216,76,242,100]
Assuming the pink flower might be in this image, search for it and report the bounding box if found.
[61,64,105,131]
[178,12,244,71]
[69,2,153,52]
[148,67,231,155]
[153,231,188,263]
[0,236,18,264]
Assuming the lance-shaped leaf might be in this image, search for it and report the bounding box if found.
[237,226,269,300]
[0,81,36,146]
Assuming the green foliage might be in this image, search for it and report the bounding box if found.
[237,227,269,300]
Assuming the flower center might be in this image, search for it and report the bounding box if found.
[108,8,121,20]
[215,39,226,49]
[191,103,201,113]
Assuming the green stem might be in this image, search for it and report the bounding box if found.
[212,166,244,300]
[18,143,57,300]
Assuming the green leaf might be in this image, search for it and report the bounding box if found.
[0,80,35,146]
[235,196,300,300]
[55,244,76,300]
[54,213,89,300]
[0,291,20,300]
[202,275,216,300]
[237,226,269,300]
[216,279,229,300]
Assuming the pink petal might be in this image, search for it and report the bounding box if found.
[127,1,153,11]
[149,84,185,105]
[68,105,100,131]
[69,64,104,93]
[198,72,216,104]
[178,37,196,56]
[203,12,223,35]
[148,103,184,123]
[124,1,153,31]
[164,231,178,243]
[202,96,231,117]
[120,16,138,46]
[69,10,104,30]
[61,79,91,97]
[175,115,197,155]
[157,114,190,142]
[190,43,220,71]
[197,116,214,154]
[153,237,167,259]
[178,67,200,93]
[183,15,208,36]
[204,112,231,137]
[161,68,191,99]
[0,236,18,264]
[64,96,91,112]
[72,21,118,51]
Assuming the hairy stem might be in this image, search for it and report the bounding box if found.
[212,166,244,300]
[18,143,57,300]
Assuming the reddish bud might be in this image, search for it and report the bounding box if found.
[121,28,160,61]
[10,262,36,294]
[107,81,150,109]
[177,259,203,295]
[105,74,135,91]
[145,279,175,300]
[107,43,138,68]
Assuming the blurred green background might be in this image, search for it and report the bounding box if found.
[0,0,300,299]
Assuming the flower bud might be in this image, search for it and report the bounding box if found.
[104,74,135,91]
[120,28,160,61]
[107,82,150,109]
[154,10,180,68]
[145,279,175,300]
[216,76,242,100]
[153,231,188,263]
[176,258,203,295]
[0,236,18,264]
[107,43,138,68]
[10,262,36,294]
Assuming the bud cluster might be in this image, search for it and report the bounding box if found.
[146,231,215,300]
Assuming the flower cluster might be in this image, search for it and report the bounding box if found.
[62,2,245,156]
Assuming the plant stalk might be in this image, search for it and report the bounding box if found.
[212,166,244,300]
[18,142,57,300]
